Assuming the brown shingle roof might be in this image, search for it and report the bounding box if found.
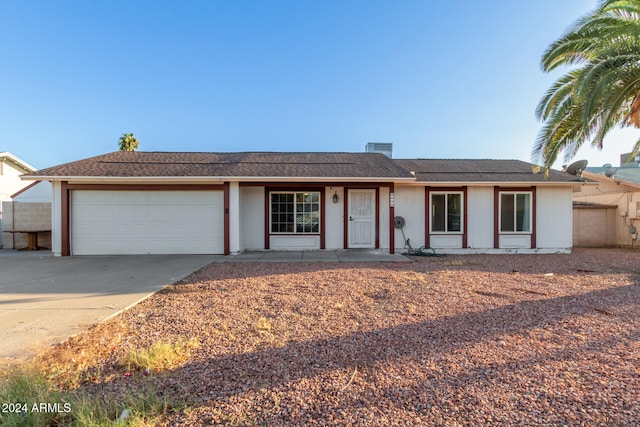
[27,151,415,179]
[25,152,584,184]
[393,159,581,183]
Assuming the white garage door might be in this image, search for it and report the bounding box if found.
[71,190,224,255]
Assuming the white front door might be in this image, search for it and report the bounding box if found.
[348,189,376,248]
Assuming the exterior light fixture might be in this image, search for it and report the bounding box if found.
[333,192,339,203]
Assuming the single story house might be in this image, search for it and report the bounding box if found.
[22,150,585,256]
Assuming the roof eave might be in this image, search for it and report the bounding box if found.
[23,175,417,184]
[581,171,640,190]
[397,180,590,187]
[1,152,37,173]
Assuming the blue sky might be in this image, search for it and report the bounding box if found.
[2,0,636,170]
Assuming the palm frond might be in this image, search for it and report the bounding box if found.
[535,71,581,120]
[534,0,640,172]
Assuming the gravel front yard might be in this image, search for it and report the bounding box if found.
[41,248,639,426]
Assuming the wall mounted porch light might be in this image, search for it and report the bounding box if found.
[333,191,339,203]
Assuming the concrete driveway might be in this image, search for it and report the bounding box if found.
[0,250,215,364]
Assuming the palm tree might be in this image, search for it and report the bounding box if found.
[118,133,139,151]
[533,0,640,173]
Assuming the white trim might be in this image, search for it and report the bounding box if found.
[0,152,37,173]
[22,176,228,183]
[22,175,416,183]
[22,176,588,189]
[397,180,589,188]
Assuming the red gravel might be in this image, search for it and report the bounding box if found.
[42,248,639,426]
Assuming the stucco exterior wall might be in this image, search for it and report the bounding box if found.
[393,186,425,250]
[393,185,573,254]
[467,187,494,249]
[43,180,576,256]
[536,187,573,249]
[238,185,349,251]
[239,186,264,251]
[325,186,344,250]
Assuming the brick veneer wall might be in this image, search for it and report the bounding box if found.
[1,202,52,249]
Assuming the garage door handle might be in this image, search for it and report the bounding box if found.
[349,216,354,221]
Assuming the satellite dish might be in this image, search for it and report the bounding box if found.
[604,167,617,178]
[565,159,588,177]
[394,216,406,229]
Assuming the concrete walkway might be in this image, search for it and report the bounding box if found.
[215,250,411,263]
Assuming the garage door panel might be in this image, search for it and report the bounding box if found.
[71,190,224,255]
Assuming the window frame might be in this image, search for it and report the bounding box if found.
[499,191,532,234]
[429,191,464,234]
[269,191,321,235]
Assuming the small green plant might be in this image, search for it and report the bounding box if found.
[1,365,185,426]
[0,367,71,427]
[72,387,175,426]
[119,337,200,373]
[255,317,272,332]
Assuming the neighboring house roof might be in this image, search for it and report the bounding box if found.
[24,151,416,181]
[581,170,640,191]
[585,166,640,186]
[0,152,37,174]
[393,159,580,184]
